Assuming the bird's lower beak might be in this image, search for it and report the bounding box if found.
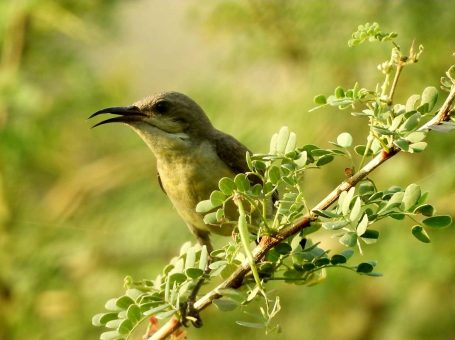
[88,106,146,128]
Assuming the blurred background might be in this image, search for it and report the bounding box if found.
[1,0,455,339]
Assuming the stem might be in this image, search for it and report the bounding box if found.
[359,132,374,169]
[234,195,263,291]
[388,63,404,104]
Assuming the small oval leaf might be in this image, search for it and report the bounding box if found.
[337,132,353,148]
[219,177,236,195]
[195,199,215,213]
[411,225,431,243]
[357,262,374,273]
[316,154,334,166]
[422,215,452,228]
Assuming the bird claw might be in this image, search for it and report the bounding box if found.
[180,300,203,328]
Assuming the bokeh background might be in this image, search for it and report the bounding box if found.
[1,1,455,339]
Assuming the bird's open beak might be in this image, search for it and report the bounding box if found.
[88,106,146,128]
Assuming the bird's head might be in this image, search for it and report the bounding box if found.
[89,92,214,153]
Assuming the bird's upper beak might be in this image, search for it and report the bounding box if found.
[88,106,146,128]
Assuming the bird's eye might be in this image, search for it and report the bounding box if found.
[153,100,170,114]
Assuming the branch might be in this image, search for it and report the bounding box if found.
[151,86,455,339]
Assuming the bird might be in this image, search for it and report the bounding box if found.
[89,91,253,252]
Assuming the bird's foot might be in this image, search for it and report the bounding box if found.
[179,273,207,328]
[180,299,202,328]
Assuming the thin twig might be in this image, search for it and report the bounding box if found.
[150,86,455,340]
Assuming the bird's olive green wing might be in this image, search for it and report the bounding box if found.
[212,131,251,175]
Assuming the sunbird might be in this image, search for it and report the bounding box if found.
[90,92,252,251]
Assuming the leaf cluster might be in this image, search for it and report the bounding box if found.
[92,243,210,339]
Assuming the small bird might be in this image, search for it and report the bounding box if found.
[90,92,252,251]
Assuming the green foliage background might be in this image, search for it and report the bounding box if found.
[1,0,454,339]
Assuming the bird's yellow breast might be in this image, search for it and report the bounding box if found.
[156,141,235,236]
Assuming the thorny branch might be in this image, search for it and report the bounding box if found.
[150,86,455,339]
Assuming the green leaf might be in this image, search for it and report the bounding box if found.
[268,165,281,184]
[379,191,404,213]
[301,222,322,236]
[406,132,426,143]
[219,177,236,195]
[203,212,218,224]
[420,86,438,112]
[322,220,349,230]
[394,139,410,151]
[389,212,405,220]
[413,204,434,216]
[314,94,327,105]
[235,321,265,329]
[354,145,373,156]
[100,331,122,340]
[126,304,141,324]
[358,181,375,197]
[390,115,404,131]
[216,208,224,221]
[234,173,250,192]
[105,298,122,312]
[276,126,290,154]
[218,288,247,303]
[330,254,347,264]
[210,190,226,207]
[195,199,215,213]
[422,215,452,228]
[340,232,357,247]
[295,151,308,168]
[168,273,187,285]
[252,160,266,170]
[116,296,135,309]
[155,310,176,320]
[350,197,362,222]
[274,243,292,255]
[185,268,204,279]
[401,112,421,131]
[316,154,334,166]
[356,214,369,236]
[105,319,123,329]
[92,312,119,327]
[285,132,297,153]
[372,126,394,135]
[213,299,238,312]
[314,258,331,266]
[311,149,332,157]
[313,209,340,218]
[335,86,345,98]
[199,245,209,270]
[209,260,228,270]
[143,303,170,316]
[405,94,420,112]
[411,225,431,243]
[402,183,421,211]
[340,249,354,259]
[184,246,196,270]
[337,132,353,148]
[342,187,355,216]
[409,142,427,153]
[117,319,133,335]
[361,229,379,239]
[357,262,374,273]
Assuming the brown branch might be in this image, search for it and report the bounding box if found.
[150,86,455,339]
